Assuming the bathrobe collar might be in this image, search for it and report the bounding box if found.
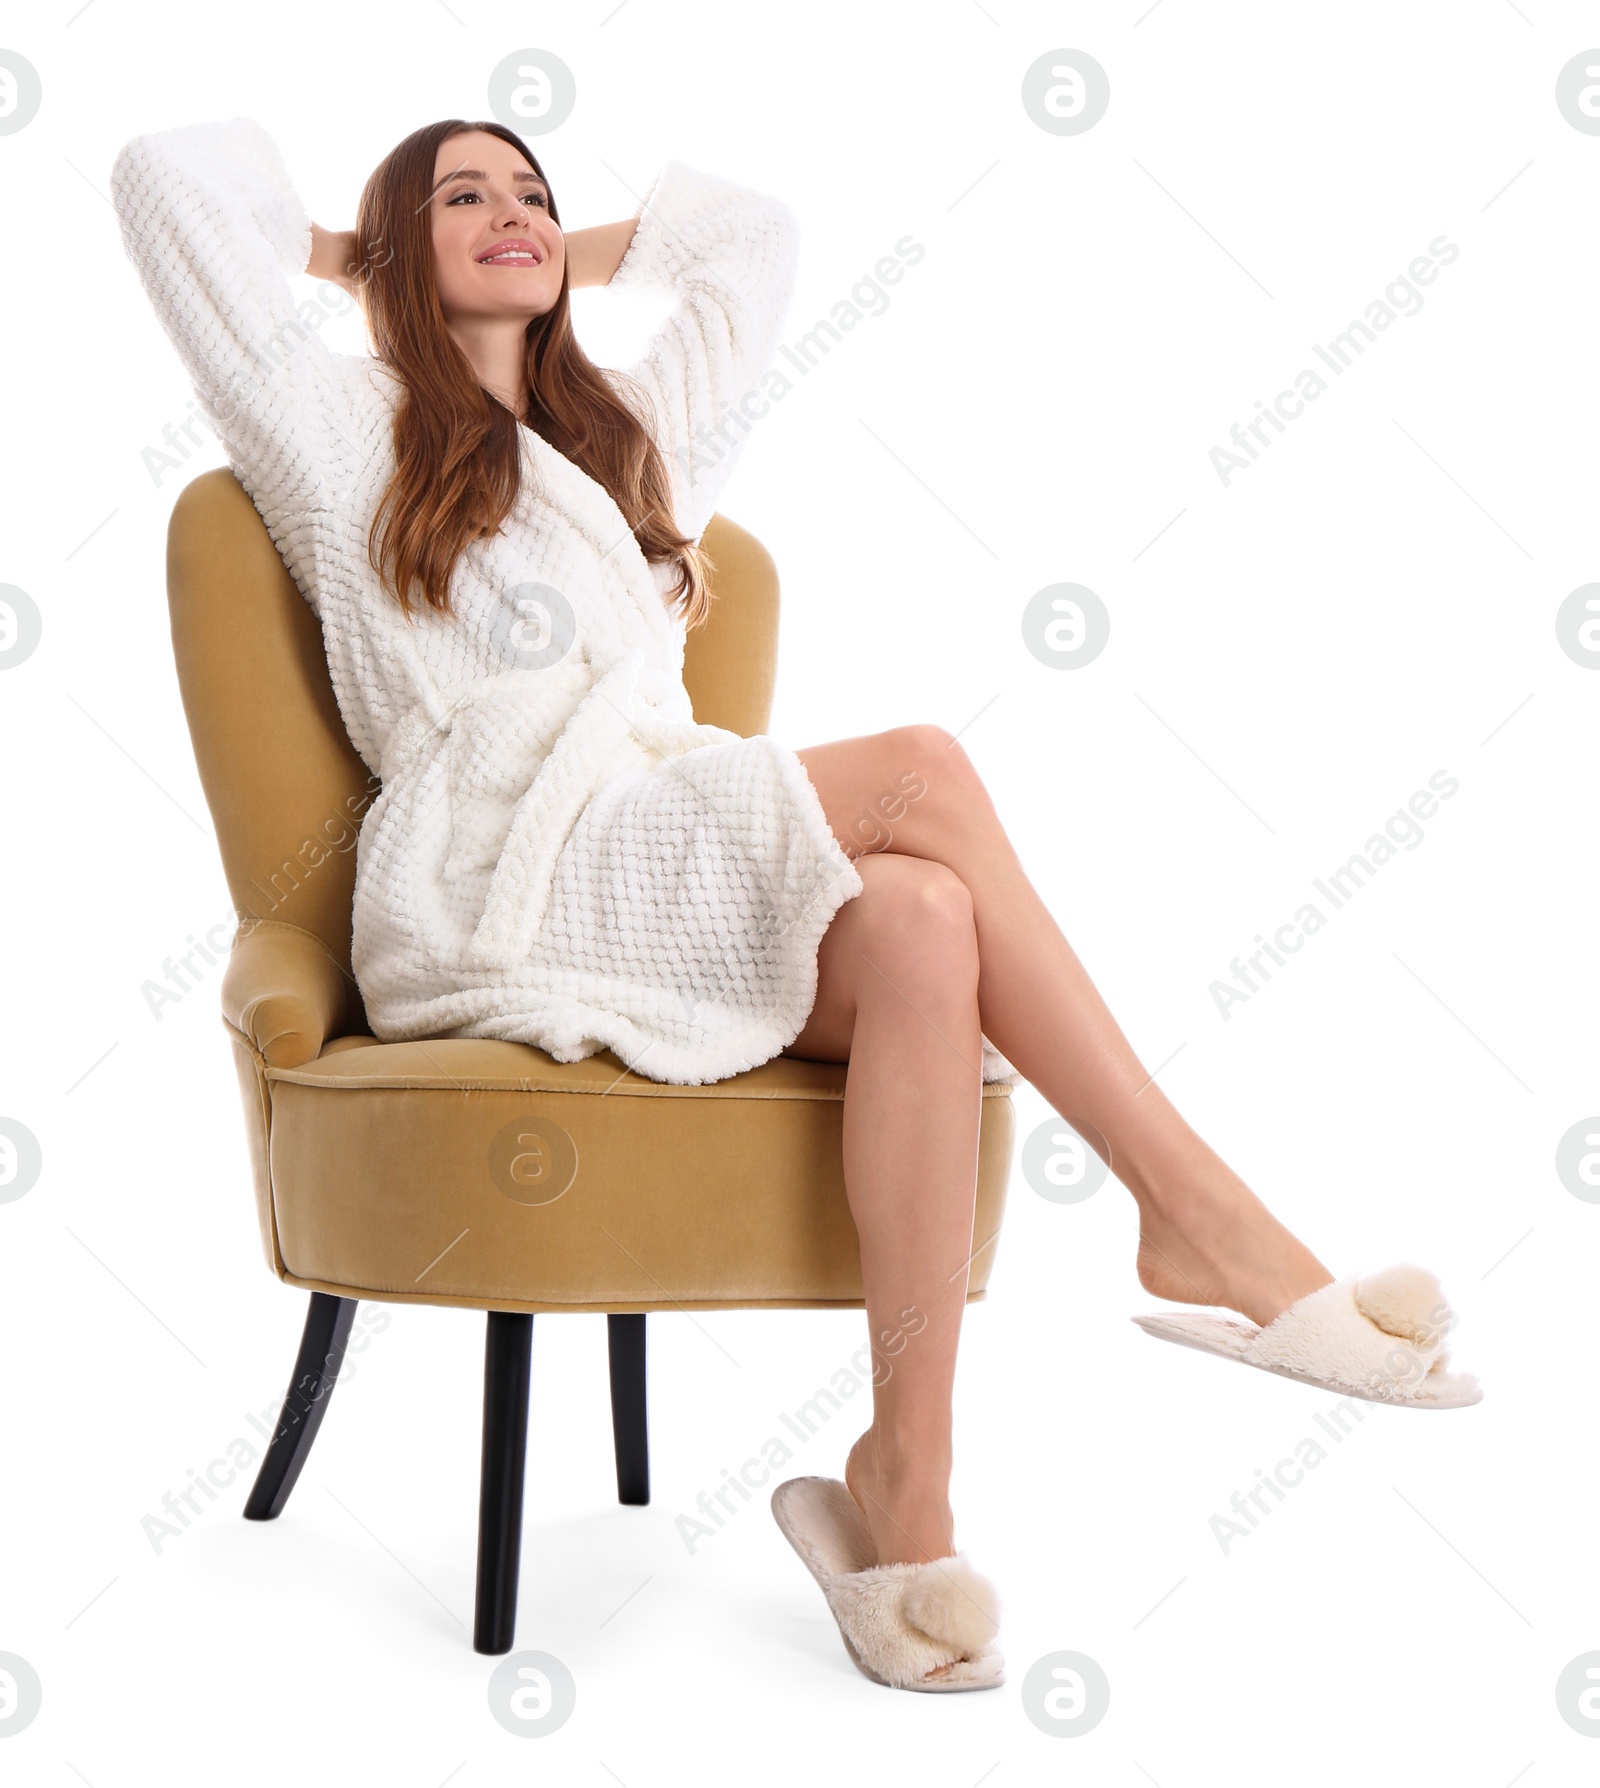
[518,422,677,660]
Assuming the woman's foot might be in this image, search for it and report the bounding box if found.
[844,1427,955,1567]
[844,1426,966,1683]
[1135,1166,1334,1329]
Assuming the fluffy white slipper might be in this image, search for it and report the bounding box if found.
[770,1476,1004,1691]
[1131,1264,1482,1408]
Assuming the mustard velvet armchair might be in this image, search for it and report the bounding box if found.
[165,466,1016,1654]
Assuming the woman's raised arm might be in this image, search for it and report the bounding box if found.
[599,160,801,543]
[110,117,367,614]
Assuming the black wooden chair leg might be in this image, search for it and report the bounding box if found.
[474,1311,534,1655]
[607,1313,650,1505]
[243,1292,358,1521]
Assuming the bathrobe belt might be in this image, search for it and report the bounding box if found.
[389,650,728,972]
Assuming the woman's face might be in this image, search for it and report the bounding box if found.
[428,129,564,323]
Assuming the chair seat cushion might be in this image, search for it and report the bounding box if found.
[259,1038,1015,1313]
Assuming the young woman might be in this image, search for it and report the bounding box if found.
[111,114,1478,1694]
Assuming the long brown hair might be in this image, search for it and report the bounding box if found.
[349,119,713,628]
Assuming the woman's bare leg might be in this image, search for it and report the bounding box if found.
[792,725,1334,1329]
[779,850,985,1597]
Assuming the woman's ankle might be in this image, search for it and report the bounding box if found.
[852,1421,952,1479]
[847,1428,957,1565]
[865,1416,951,1459]
[1132,1148,1276,1237]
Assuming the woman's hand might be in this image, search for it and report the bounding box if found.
[564,217,641,289]
[307,222,363,296]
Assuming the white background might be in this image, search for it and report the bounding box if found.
[1,1,1595,1781]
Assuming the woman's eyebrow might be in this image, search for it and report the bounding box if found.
[431,166,548,196]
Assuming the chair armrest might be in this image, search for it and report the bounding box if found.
[220,920,357,1068]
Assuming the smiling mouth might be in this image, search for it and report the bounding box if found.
[478,247,541,267]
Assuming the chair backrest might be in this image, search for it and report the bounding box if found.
[166,467,781,1030]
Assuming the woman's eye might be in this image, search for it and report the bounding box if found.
[447,189,548,207]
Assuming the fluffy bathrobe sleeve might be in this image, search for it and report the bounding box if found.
[604,160,801,544]
[108,116,360,617]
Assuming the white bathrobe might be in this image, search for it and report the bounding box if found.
[111,116,1018,1087]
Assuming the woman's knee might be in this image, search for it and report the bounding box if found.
[881,723,983,785]
[870,723,991,835]
[851,855,978,998]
